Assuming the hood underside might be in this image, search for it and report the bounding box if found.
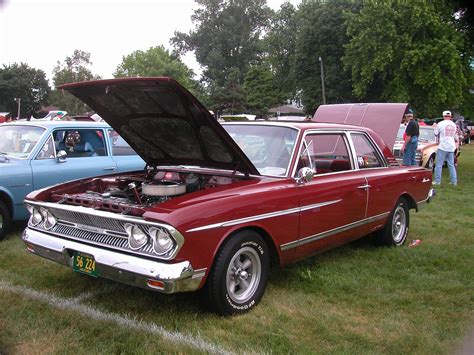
[313,103,408,149]
[60,78,259,175]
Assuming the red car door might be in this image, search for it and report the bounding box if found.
[285,132,367,261]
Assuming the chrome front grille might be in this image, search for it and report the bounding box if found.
[30,206,159,258]
[51,208,127,234]
[25,201,185,260]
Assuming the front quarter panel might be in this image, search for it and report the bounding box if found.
[0,160,33,220]
[143,178,301,270]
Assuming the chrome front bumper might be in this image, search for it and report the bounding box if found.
[22,228,206,294]
[417,187,435,210]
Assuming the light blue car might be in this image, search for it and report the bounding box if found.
[0,121,145,239]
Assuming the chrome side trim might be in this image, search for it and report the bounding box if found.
[280,212,390,251]
[186,199,342,233]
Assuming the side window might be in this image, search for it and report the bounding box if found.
[351,133,384,169]
[35,136,55,160]
[295,133,352,176]
[53,129,107,158]
[108,129,136,156]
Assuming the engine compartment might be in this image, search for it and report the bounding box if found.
[49,170,236,216]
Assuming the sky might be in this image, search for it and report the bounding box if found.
[0,0,300,83]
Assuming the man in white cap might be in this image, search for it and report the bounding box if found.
[433,110,458,185]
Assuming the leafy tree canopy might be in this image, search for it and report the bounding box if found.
[114,45,196,90]
[209,67,245,114]
[171,0,272,89]
[343,1,469,117]
[49,50,100,115]
[0,63,50,118]
[264,2,299,102]
[243,64,282,117]
[294,0,361,115]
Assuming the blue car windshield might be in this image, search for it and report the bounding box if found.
[0,125,46,158]
[223,124,298,177]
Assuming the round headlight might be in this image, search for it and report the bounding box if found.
[150,227,174,255]
[125,223,148,250]
[31,208,43,226]
[44,211,57,230]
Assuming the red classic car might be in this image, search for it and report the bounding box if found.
[22,78,434,315]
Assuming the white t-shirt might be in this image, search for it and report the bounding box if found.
[434,120,457,152]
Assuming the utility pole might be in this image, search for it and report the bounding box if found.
[14,98,21,120]
[319,57,326,105]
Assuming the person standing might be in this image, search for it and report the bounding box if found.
[401,110,419,166]
[433,111,458,185]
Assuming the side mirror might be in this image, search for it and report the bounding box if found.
[296,167,314,184]
[57,150,67,163]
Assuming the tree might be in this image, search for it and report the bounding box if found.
[264,2,299,103]
[0,63,50,118]
[49,50,100,115]
[243,64,282,117]
[343,1,470,117]
[209,67,245,114]
[171,0,272,105]
[294,1,360,114]
[114,45,197,91]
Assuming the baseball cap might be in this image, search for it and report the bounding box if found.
[442,110,452,116]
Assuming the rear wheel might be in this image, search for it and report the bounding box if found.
[375,198,409,246]
[204,230,269,315]
[0,200,12,241]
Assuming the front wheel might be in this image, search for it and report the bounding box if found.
[375,198,410,246]
[425,154,435,170]
[204,230,269,315]
[0,200,12,241]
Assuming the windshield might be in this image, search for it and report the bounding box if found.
[419,127,436,142]
[396,125,436,142]
[397,126,405,140]
[0,125,46,158]
[223,124,298,176]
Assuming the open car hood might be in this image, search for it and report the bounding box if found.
[313,103,408,149]
[60,78,259,175]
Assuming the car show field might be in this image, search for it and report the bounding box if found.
[1,145,473,354]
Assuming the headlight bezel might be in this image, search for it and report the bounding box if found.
[40,207,57,230]
[149,227,175,255]
[28,205,43,226]
[125,223,149,250]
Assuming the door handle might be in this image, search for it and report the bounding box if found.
[357,184,371,189]
[103,167,116,171]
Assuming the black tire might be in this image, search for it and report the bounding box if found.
[204,230,269,315]
[425,154,435,171]
[0,200,12,241]
[375,198,409,246]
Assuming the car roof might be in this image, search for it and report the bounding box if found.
[222,120,370,132]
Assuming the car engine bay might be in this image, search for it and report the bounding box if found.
[49,170,236,216]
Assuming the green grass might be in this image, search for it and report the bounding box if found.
[1,146,473,354]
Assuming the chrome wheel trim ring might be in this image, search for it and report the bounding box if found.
[226,246,261,304]
[392,206,406,243]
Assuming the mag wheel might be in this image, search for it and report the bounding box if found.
[205,230,269,315]
[375,198,409,247]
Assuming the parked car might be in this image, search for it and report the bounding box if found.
[22,78,434,315]
[0,120,145,239]
[393,124,460,169]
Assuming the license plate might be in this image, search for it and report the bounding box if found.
[72,252,98,277]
